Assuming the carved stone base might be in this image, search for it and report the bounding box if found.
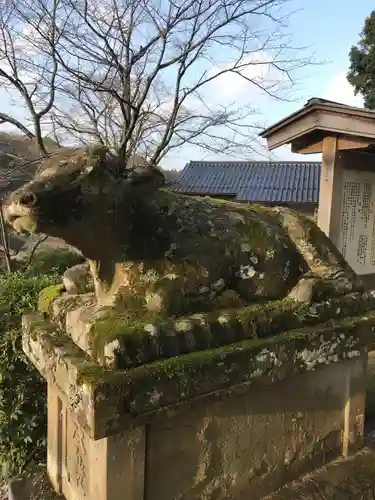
[21,302,374,500]
[47,385,144,500]
[44,354,367,500]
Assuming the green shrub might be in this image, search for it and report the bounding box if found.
[0,249,83,477]
[16,248,84,275]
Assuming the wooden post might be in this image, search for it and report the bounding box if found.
[316,136,344,248]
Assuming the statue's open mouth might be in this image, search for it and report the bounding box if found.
[12,215,37,234]
[5,208,37,234]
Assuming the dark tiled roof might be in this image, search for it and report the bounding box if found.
[173,161,321,204]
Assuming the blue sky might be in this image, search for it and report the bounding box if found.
[162,0,374,169]
[1,0,373,170]
[265,0,371,118]
[241,0,373,166]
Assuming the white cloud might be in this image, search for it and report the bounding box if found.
[323,72,363,107]
[264,71,364,163]
[209,53,270,98]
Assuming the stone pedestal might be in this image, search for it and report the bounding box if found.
[22,291,375,500]
[47,383,145,500]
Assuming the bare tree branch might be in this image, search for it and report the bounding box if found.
[49,0,312,162]
[22,234,49,270]
[0,0,61,155]
[0,113,35,139]
[0,0,314,168]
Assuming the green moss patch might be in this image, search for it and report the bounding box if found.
[79,311,375,417]
[88,291,375,369]
[0,248,83,477]
[37,284,65,315]
[23,309,375,437]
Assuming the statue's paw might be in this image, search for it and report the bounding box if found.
[287,277,316,304]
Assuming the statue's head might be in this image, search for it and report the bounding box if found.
[4,145,165,252]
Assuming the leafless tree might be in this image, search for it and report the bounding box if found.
[2,0,310,162]
[0,0,65,268]
[0,0,312,164]
[0,0,313,267]
[0,0,62,155]
[49,0,310,162]
[49,84,123,148]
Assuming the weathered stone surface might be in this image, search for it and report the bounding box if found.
[7,466,63,500]
[264,449,375,499]
[24,315,370,499]
[62,262,93,295]
[34,289,375,369]
[4,146,365,350]
[22,301,375,439]
[144,355,364,500]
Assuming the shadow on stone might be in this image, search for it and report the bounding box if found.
[8,466,64,500]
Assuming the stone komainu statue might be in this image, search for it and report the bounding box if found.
[4,146,363,322]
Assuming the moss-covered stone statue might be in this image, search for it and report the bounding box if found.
[3,145,365,365]
[5,145,363,309]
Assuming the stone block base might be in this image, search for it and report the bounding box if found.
[47,384,145,500]
[46,354,367,500]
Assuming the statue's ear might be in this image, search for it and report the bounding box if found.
[124,165,165,194]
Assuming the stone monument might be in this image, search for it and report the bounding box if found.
[4,146,375,500]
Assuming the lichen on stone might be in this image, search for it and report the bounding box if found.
[67,290,375,369]
[63,262,93,294]
[77,309,375,418]
[20,301,375,438]
[4,145,369,372]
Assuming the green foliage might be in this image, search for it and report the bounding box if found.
[347,10,375,109]
[0,249,82,477]
[21,248,84,275]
